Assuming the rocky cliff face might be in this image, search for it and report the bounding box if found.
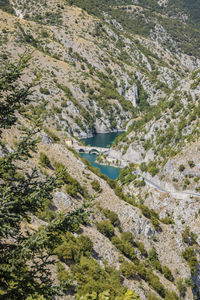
[1,0,198,139]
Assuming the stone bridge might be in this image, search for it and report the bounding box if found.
[73,145,109,155]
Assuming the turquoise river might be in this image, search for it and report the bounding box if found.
[80,132,123,180]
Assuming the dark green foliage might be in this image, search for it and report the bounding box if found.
[135,241,147,257]
[164,0,200,28]
[54,232,93,264]
[91,179,101,192]
[136,80,149,111]
[146,270,165,298]
[119,166,145,188]
[39,152,51,168]
[0,55,32,129]
[179,164,185,172]
[0,57,59,298]
[41,30,49,38]
[161,216,174,225]
[151,216,161,232]
[140,162,148,172]
[120,261,137,279]
[140,161,159,177]
[103,209,120,227]
[162,266,174,282]
[44,127,60,142]
[147,293,159,300]
[148,248,162,273]
[139,205,158,219]
[56,263,74,291]
[40,87,50,95]
[182,226,197,245]
[148,161,159,177]
[111,235,137,263]
[0,57,92,299]
[177,278,186,298]
[182,247,198,274]
[72,257,126,299]
[136,263,147,280]
[68,0,200,59]
[139,205,161,231]
[188,160,195,168]
[119,166,137,185]
[0,0,14,14]
[164,291,179,300]
[96,220,115,239]
[121,231,134,243]
[54,162,87,198]
[96,220,114,239]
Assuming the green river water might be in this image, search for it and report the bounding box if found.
[80,132,123,180]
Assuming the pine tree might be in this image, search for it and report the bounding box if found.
[0,55,90,299]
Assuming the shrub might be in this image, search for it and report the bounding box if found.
[78,235,93,255]
[121,231,134,243]
[96,220,115,239]
[139,205,160,230]
[36,205,56,222]
[122,242,137,262]
[188,160,195,168]
[179,164,185,172]
[56,263,74,290]
[41,30,49,38]
[61,100,67,107]
[103,209,120,227]
[146,270,165,298]
[177,278,186,297]
[161,217,174,224]
[164,290,179,300]
[91,179,101,192]
[151,216,161,231]
[54,233,93,264]
[135,241,147,257]
[39,152,51,168]
[140,205,151,218]
[182,247,198,274]
[149,165,159,177]
[182,226,197,245]
[111,236,124,252]
[147,293,159,300]
[120,261,137,279]
[111,236,137,263]
[162,266,174,281]
[39,87,50,95]
[148,248,162,272]
[136,263,147,280]
[55,162,87,198]
[66,184,80,197]
[140,205,159,219]
[71,257,126,298]
[44,127,60,142]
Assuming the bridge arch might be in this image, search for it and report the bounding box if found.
[89,149,100,155]
[79,148,85,153]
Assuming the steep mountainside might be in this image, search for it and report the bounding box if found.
[0,0,200,300]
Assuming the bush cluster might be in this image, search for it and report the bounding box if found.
[96,220,115,239]
[55,162,87,198]
[102,208,120,227]
[54,232,93,264]
[91,179,101,192]
[139,205,161,231]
